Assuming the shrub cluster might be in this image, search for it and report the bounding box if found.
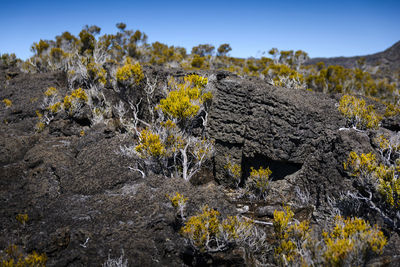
[338,95,382,130]
[1,245,47,267]
[13,23,397,106]
[344,134,400,209]
[35,87,89,132]
[181,205,255,253]
[272,206,386,266]
[124,74,214,181]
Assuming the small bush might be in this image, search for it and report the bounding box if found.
[87,62,107,86]
[384,102,400,117]
[167,192,188,219]
[2,98,12,108]
[135,128,166,158]
[48,102,61,113]
[273,207,310,265]
[63,88,88,113]
[1,53,19,67]
[224,156,241,187]
[322,216,386,266]
[181,205,254,252]
[344,150,400,209]
[338,95,381,130]
[157,74,211,123]
[44,87,58,97]
[272,206,386,266]
[15,213,29,226]
[190,55,206,69]
[1,244,47,267]
[31,40,50,56]
[116,58,144,85]
[245,166,272,200]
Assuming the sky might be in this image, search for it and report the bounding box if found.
[1,0,399,60]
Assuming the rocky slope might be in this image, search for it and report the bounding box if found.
[1,63,399,266]
[306,40,400,72]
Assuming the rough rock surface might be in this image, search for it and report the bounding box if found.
[208,73,372,207]
[1,64,399,266]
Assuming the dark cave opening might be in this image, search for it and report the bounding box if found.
[242,153,302,181]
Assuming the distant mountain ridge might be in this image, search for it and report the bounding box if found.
[306,40,400,71]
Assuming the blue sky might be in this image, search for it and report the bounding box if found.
[1,0,399,60]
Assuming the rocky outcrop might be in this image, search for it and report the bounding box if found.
[210,73,357,206]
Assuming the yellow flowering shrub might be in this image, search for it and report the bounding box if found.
[135,128,166,158]
[221,215,253,240]
[116,58,144,85]
[344,150,400,208]
[184,74,208,88]
[2,98,12,108]
[49,47,66,60]
[1,245,47,267]
[273,206,311,265]
[190,55,206,69]
[44,87,58,97]
[273,206,294,240]
[158,89,200,120]
[343,151,378,179]
[15,214,29,226]
[167,192,188,208]
[63,88,88,111]
[338,95,382,129]
[181,205,221,251]
[35,121,45,132]
[48,102,61,113]
[167,192,188,219]
[87,62,107,86]
[224,156,241,187]
[272,207,386,266]
[262,63,304,85]
[375,134,400,161]
[323,216,386,266]
[157,74,211,121]
[384,102,400,117]
[31,39,49,56]
[181,205,253,252]
[131,115,213,181]
[193,138,214,161]
[376,165,399,208]
[71,87,88,101]
[246,166,272,199]
[161,120,186,154]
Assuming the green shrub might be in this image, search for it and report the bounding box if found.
[217,43,232,57]
[190,55,206,69]
[191,44,215,57]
